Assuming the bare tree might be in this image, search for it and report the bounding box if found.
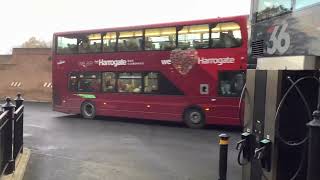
[20,37,49,48]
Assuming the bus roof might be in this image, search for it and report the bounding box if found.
[54,15,248,36]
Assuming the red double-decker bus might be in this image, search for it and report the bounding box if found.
[52,15,248,128]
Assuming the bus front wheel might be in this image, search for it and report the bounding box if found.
[81,101,96,119]
[184,108,205,128]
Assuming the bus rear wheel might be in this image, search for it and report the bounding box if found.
[81,101,96,119]
[184,108,205,128]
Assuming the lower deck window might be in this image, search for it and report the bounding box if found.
[144,72,159,93]
[78,79,100,92]
[68,71,183,95]
[68,73,78,91]
[118,73,142,93]
[102,72,116,92]
[218,71,245,97]
[68,72,101,92]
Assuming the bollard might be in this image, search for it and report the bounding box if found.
[2,97,16,174]
[218,133,229,180]
[14,93,24,109]
[306,109,320,180]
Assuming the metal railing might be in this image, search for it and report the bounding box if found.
[0,94,24,175]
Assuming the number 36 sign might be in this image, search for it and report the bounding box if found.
[267,23,291,55]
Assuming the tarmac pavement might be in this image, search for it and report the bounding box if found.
[22,102,242,180]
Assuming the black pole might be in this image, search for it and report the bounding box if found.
[306,76,320,180]
[218,133,229,180]
[14,93,24,154]
[2,97,16,174]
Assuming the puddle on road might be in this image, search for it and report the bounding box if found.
[32,145,60,151]
[25,124,48,130]
[23,133,32,137]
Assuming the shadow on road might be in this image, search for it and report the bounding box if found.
[55,114,242,132]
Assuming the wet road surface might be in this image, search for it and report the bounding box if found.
[23,102,242,180]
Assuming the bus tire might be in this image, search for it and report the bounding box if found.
[81,101,96,119]
[184,108,205,129]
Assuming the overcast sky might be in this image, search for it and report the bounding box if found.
[0,0,250,54]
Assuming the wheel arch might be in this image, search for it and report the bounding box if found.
[80,99,96,111]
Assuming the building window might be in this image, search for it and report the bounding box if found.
[78,72,101,92]
[118,31,143,51]
[145,27,176,50]
[256,0,292,21]
[118,73,142,93]
[218,71,245,97]
[144,72,159,93]
[211,22,242,48]
[57,35,78,54]
[103,32,117,52]
[102,72,116,92]
[78,33,102,53]
[178,24,209,49]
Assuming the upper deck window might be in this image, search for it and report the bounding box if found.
[256,0,292,21]
[78,33,102,53]
[178,24,209,49]
[145,27,176,51]
[57,35,77,54]
[118,30,143,51]
[296,0,319,9]
[103,32,117,52]
[211,22,242,48]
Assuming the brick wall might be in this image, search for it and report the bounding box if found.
[0,48,52,102]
